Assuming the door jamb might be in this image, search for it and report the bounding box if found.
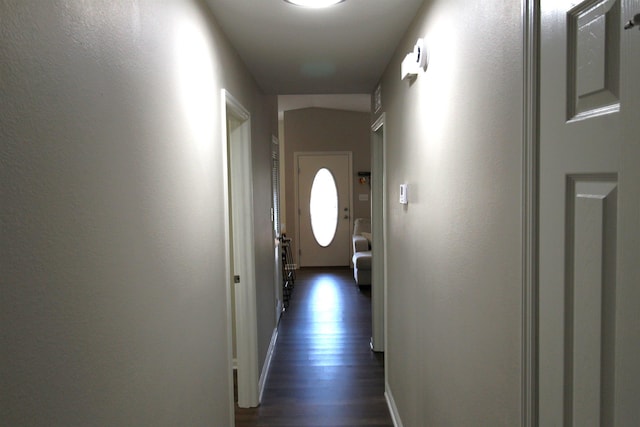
[522,1,539,426]
[371,114,387,354]
[271,135,284,321]
[222,89,259,410]
[293,151,353,268]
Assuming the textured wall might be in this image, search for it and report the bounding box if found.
[0,0,276,425]
[375,0,524,425]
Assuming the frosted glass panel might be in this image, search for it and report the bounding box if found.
[309,168,338,247]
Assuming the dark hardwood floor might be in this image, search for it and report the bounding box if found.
[235,267,393,427]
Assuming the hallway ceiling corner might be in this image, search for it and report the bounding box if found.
[204,0,425,95]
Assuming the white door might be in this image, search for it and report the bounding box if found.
[539,1,639,425]
[297,153,352,267]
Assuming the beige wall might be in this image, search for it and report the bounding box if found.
[0,1,276,425]
[283,107,371,265]
[245,95,279,372]
[376,0,524,425]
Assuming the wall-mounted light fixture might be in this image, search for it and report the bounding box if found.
[401,38,428,80]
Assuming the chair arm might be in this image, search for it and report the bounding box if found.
[352,235,370,252]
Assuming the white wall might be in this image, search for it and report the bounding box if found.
[0,0,276,425]
[248,96,279,369]
[376,0,524,425]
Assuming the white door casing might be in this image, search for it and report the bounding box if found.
[295,152,353,267]
[539,1,639,426]
[271,136,283,320]
[371,114,386,353]
[221,90,259,411]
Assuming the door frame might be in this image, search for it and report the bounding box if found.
[293,151,353,268]
[371,114,387,354]
[271,135,284,321]
[221,89,259,410]
[522,1,539,426]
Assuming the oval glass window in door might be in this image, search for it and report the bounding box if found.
[309,168,339,247]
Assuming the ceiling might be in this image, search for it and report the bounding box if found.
[204,0,425,96]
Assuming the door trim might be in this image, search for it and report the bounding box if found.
[293,151,353,268]
[222,89,259,410]
[371,114,387,354]
[522,1,539,426]
[271,136,283,321]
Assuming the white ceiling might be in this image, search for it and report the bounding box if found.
[204,0,425,96]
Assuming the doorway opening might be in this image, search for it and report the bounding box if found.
[294,152,353,267]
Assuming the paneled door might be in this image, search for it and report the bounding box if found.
[297,153,352,267]
[539,1,639,425]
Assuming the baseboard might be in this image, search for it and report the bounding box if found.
[232,358,238,370]
[385,383,404,427]
[258,328,278,403]
[276,299,284,319]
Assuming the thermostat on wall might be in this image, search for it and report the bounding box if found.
[399,184,408,204]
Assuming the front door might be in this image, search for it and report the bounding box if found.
[297,153,352,267]
[539,1,639,425]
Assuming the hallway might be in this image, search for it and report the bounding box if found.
[235,268,393,427]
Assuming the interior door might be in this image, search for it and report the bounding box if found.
[539,1,639,425]
[297,153,351,267]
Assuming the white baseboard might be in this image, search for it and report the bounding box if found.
[258,328,278,403]
[276,299,284,319]
[232,358,238,370]
[385,384,404,427]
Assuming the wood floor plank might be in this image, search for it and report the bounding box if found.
[235,267,393,427]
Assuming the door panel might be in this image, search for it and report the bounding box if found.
[539,0,639,425]
[297,153,351,267]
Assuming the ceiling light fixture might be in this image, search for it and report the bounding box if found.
[284,0,345,8]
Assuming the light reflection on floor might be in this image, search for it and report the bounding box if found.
[298,273,366,367]
[235,267,392,427]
